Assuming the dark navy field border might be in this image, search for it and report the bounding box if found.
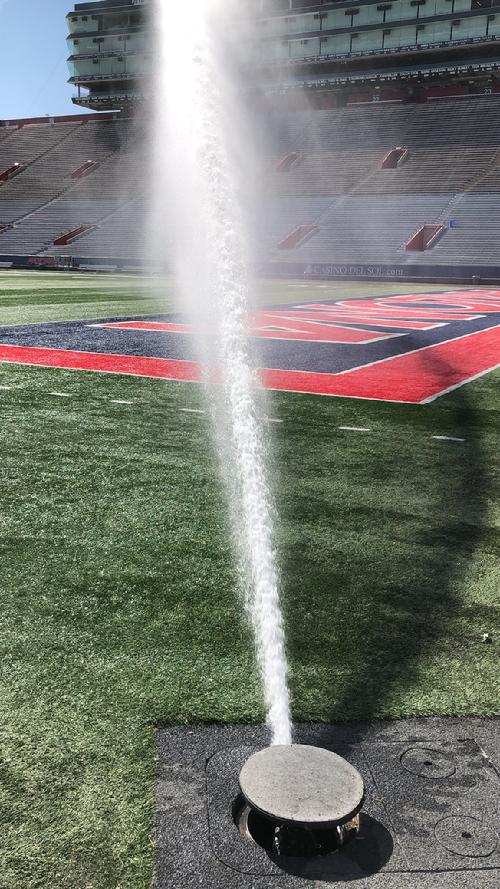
[1,294,500,376]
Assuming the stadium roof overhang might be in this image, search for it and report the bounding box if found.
[72,94,138,111]
[256,6,500,44]
[69,73,138,87]
[264,33,500,82]
[268,57,500,92]
[71,0,148,13]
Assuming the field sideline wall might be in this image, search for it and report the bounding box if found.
[1,252,499,284]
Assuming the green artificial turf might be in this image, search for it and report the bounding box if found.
[0,272,498,888]
[0,269,460,324]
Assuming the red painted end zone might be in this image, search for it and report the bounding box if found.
[262,325,500,402]
[1,322,500,403]
[0,344,202,382]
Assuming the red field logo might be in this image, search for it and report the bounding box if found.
[1,289,500,403]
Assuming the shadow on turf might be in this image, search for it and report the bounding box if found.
[282,338,489,724]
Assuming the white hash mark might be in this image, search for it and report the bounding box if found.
[339,426,371,432]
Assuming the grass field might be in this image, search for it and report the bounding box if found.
[1,271,499,888]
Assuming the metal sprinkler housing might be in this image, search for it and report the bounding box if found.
[238,744,365,857]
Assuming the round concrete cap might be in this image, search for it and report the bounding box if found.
[239,744,364,827]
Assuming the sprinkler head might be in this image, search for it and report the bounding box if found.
[237,744,364,857]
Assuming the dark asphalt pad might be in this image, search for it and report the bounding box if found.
[155,717,499,888]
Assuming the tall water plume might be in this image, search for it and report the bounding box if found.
[149,0,291,745]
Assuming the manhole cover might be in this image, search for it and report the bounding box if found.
[400,746,456,779]
[435,816,498,858]
[239,744,364,827]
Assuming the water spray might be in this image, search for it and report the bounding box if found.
[151,0,291,745]
[150,0,364,854]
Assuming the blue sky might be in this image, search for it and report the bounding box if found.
[0,0,88,120]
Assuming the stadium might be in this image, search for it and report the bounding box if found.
[0,1,498,888]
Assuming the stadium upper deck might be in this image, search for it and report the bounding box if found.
[68,0,147,110]
[67,0,500,109]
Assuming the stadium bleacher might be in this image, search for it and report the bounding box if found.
[270,195,451,266]
[1,95,500,273]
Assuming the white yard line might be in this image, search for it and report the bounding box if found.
[0,385,12,390]
[48,391,71,398]
[180,408,205,414]
[339,426,371,432]
[431,435,465,442]
[110,399,133,405]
